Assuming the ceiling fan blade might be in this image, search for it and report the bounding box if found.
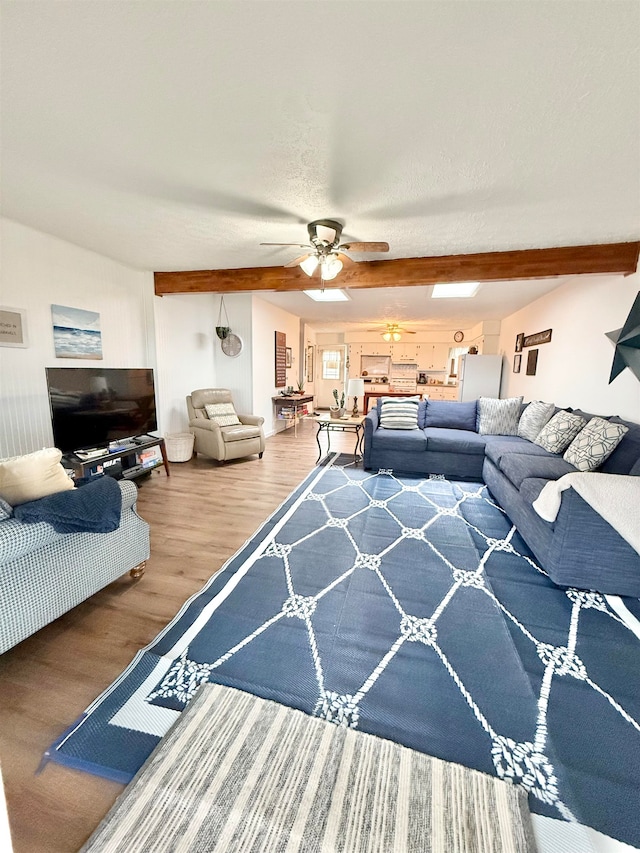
[400,329,417,334]
[336,252,356,267]
[260,242,311,248]
[284,253,313,268]
[339,241,389,253]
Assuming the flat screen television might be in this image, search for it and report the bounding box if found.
[46,367,158,453]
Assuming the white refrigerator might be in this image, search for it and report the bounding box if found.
[457,354,503,401]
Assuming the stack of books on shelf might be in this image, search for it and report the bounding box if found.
[137,447,162,469]
[278,405,309,419]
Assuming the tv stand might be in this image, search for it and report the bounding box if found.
[63,435,170,482]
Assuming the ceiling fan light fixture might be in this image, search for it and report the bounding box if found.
[320,254,343,281]
[300,255,319,276]
[392,331,401,342]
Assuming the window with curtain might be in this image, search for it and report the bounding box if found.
[322,350,341,380]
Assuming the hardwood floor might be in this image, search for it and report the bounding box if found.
[0,421,357,853]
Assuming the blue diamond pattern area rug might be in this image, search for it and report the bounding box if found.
[45,456,640,850]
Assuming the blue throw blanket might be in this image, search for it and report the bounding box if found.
[14,476,122,533]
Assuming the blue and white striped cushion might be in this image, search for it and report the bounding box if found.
[379,396,420,430]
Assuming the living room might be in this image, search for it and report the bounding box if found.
[1,2,639,853]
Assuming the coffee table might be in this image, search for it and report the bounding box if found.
[311,414,364,463]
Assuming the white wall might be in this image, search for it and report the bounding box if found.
[212,293,254,415]
[498,273,640,421]
[251,296,301,436]
[154,293,218,433]
[0,219,155,456]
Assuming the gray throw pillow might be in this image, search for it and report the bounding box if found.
[477,397,523,436]
[534,411,586,454]
[379,396,420,430]
[563,417,629,472]
[517,401,555,442]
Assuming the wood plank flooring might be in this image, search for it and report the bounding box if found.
[0,420,357,853]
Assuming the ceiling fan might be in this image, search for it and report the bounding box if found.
[367,323,417,341]
[260,219,389,281]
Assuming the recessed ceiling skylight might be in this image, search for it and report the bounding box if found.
[304,289,350,302]
[431,282,480,298]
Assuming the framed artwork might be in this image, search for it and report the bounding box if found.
[275,331,286,387]
[523,329,552,348]
[0,306,28,347]
[51,304,103,359]
[513,353,521,373]
[285,347,292,369]
[306,345,314,382]
[515,333,524,352]
[526,349,539,376]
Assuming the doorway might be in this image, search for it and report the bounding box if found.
[315,345,347,409]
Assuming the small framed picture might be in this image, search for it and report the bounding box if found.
[285,347,292,368]
[515,333,524,353]
[0,306,28,347]
[513,353,521,373]
[526,349,539,376]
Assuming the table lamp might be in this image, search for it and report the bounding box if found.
[347,378,365,418]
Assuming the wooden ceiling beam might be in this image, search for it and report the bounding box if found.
[154,241,640,295]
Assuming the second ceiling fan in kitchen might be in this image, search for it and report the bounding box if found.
[367,323,416,341]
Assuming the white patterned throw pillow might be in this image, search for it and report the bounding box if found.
[379,396,420,430]
[534,411,586,454]
[204,402,241,427]
[517,400,555,442]
[563,417,629,472]
[477,397,523,436]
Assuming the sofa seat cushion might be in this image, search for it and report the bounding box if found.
[519,477,552,507]
[423,399,477,431]
[484,436,552,467]
[371,427,428,452]
[220,424,263,442]
[423,428,486,455]
[498,453,577,490]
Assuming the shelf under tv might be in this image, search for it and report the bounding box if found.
[63,435,170,482]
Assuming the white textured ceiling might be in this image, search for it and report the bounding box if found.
[2,1,639,329]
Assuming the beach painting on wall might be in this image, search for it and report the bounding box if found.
[51,304,103,359]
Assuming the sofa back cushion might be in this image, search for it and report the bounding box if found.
[599,417,640,474]
[534,411,586,454]
[0,447,75,506]
[423,399,477,431]
[379,397,420,430]
[517,401,555,442]
[477,397,523,436]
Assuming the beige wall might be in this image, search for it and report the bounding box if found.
[498,273,640,421]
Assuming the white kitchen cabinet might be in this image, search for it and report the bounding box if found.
[425,385,458,401]
[418,344,449,371]
[366,344,392,357]
[390,342,418,362]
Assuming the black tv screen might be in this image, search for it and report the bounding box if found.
[46,367,158,453]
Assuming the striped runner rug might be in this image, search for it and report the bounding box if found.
[81,683,536,853]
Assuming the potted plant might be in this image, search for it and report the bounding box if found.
[330,388,346,419]
[296,380,305,395]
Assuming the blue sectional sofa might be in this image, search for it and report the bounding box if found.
[363,399,640,596]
